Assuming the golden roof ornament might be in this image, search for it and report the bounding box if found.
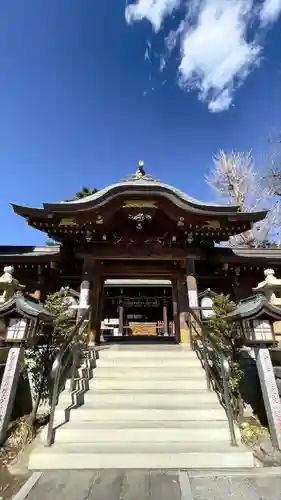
[136,160,145,178]
[121,161,160,183]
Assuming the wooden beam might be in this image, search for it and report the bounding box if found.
[75,244,202,260]
[104,273,181,279]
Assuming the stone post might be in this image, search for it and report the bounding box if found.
[250,272,281,449]
[177,276,189,344]
[0,346,25,444]
[172,279,181,342]
[254,347,281,450]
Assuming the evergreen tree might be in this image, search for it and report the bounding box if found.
[207,293,243,404]
[65,186,98,201]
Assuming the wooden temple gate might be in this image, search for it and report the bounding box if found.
[75,256,197,343]
[10,165,268,345]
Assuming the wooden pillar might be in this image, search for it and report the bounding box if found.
[185,259,199,345]
[232,269,249,302]
[98,278,104,341]
[172,279,181,343]
[31,265,45,301]
[77,258,95,344]
[162,300,168,336]
[78,260,92,317]
[31,262,60,302]
[118,300,124,335]
[47,261,61,297]
[177,276,189,344]
[185,259,198,309]
[90,266,102,345]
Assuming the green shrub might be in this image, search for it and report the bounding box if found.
[24,289,74,422]
[207,293,243,400]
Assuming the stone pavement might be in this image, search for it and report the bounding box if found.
[15,469,281,500]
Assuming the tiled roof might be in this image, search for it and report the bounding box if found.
[0,293,54,322]
[226,294,281,321]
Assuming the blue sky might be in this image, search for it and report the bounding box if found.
[0,0,280,245]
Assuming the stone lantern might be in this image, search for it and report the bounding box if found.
[253,268,281,304]
[0,292,54,444]
[226,294,281,450]
[0,266,25,304]
[253,269,281,344]
[0,266,26,365]
[226,294,279,346]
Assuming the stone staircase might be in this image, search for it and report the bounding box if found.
[29,345,255,469]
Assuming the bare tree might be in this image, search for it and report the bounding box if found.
[264,129,281,197]
[206,150,280,247]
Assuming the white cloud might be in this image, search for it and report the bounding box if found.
[125,0,281,112]
[125,0,181,33]
[178,0,261,112]
[208,89,233,112]
[160,22,184,71]
[260,0,281,23]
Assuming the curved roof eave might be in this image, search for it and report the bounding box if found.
[45,180,237,211]
[232,248,281,259]
[12,204,46,217]
[0,245,61,261]
[12,181,268,222]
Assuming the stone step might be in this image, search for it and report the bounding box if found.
[96,358,201,367]
[57,389,219,409]
[96,344,192,351]
[66,374,206,391]
[52,406,227,426]
[42,421,231,444]
[93,366,204,378]
[89,377,206,390]
[98,347,197,359]
[54,419,229,429]
[29,442,254,470]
